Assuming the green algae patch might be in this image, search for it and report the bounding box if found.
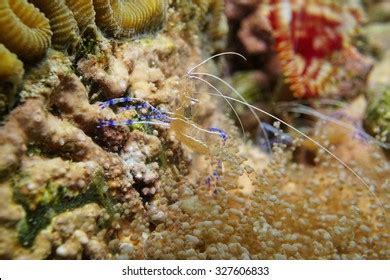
[14,171,115,247]
[365,86,390,144]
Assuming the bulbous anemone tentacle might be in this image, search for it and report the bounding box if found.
[29,0,80,50]
[64,0,96,33]
[0,44,24,114]
[93,0,168,37]
[0,0,52,61]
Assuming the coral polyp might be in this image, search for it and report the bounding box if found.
[0,0,52,61]
[93,0,168,37]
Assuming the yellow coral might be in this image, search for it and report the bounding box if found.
[0,0,52,61]
[29,0,80,50]
[93,0,167,37]
[0,44,24,113]
[0,44,24,85]
[64,0,96,33]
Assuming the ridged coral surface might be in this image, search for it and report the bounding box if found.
[0,44,24,114]
[29,0,80,50]
[0,0,168,62]
[93,0,167,37]
[65,0,96,33]
[0,44,24,86]
[0,0,52,61]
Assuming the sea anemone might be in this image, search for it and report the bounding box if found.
[263,0,369,98]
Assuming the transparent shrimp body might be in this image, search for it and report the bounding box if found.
[97,96,229,186]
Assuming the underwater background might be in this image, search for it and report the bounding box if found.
[0,0,389,259]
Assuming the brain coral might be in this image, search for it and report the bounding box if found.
[30,0,80,50]
[0,0,168,62]
[0,0,52,61]
[0,44,24,114]
[93,0,168,37]
[64,0,96,33]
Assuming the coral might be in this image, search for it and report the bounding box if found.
[363,23,390,57]
[364,19,390,145]
[29,0,80,50]
[93,0,168,37]
[235,3,271,56]
[0,97,120,172]
[225,0,277,75]
[14,156,97,210]
[47,203,108,259]
[366,0,390,22]
[225,0,373,100]
[365,87,390,144]
[78,51,130,99]
[0,0,389,261]
[64,0,96,33]
[208,0,227,41]
[18,51,72,101]
[0,0,52,61]
[121,130,162,187]
[194,0,228,50]
[0,0,169,111]
[0,44,24,115]
[225,0,259,21]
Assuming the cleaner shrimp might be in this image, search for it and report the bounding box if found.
[97,95,229,186]
[98,52,388,224]
[184,52,389,224]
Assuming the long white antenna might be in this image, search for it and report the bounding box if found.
[188,75,246,138]
[189,72,273,153]
[186,52,247,75]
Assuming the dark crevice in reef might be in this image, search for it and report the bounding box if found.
[13,171,115,247]
[132,181,154,206]
[293,148,317,166]
[148,221,157,233]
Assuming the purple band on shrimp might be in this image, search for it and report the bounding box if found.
[208,127,228,143]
